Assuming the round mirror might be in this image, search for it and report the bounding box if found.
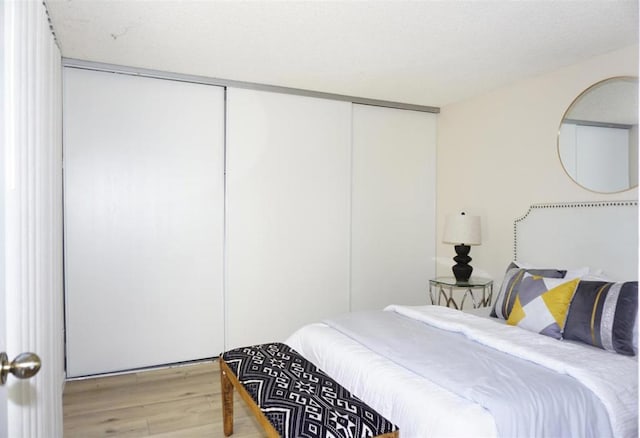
[558,77,638,193]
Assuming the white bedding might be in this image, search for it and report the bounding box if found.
[286,305,638,438]
[287,322,498,437]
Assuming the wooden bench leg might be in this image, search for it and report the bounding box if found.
[220,362,234,436]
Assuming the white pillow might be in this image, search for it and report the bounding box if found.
[512,260,590,280]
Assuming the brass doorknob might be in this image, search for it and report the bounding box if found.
[0,352,41,385]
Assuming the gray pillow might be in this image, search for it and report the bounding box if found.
[564,281,638,356]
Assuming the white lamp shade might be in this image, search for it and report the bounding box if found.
[443,213,481,245]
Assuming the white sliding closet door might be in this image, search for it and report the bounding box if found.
[351,104,436,311]
[226,88,351,349]
[64,68,225,377]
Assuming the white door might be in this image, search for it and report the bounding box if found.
[64,68,226,377]
[0,247,6,438]
[1,0,65,436]
[575,125,630,192]
[351,104,437,310]
[0,0,6,406]
[225,88,351,348]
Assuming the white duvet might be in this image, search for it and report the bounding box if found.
[285,305,638,438]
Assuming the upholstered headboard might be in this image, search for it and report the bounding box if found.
[514,201,638,281]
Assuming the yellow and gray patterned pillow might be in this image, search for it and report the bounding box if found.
[506,274,580,339]
[491,266,567,319]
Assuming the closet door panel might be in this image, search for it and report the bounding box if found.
[64,68,225,376]
[351,104,436,311]
[226,88,351,349]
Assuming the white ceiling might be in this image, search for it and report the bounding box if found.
[45,0,638,107]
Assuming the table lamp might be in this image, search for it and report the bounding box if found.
[442,212,481,283]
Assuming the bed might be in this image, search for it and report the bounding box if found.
[285,201,638,438]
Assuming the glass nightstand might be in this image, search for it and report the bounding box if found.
[429,277,493,310]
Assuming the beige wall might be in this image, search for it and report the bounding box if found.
[436,45,639,284]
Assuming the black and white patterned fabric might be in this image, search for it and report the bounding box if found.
[222,343,398,438]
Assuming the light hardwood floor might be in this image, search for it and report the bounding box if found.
[63,360,266,437]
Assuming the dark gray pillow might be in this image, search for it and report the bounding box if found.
[564,281,638,356]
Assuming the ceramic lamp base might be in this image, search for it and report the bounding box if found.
[452,244,473,283]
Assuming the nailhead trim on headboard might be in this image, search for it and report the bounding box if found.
[513,200,638,261]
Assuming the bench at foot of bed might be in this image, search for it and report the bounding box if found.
[220,342,398,438]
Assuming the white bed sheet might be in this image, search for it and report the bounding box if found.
[461,305,495,319]
[286,322,498,438]
[286,305,638,438]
